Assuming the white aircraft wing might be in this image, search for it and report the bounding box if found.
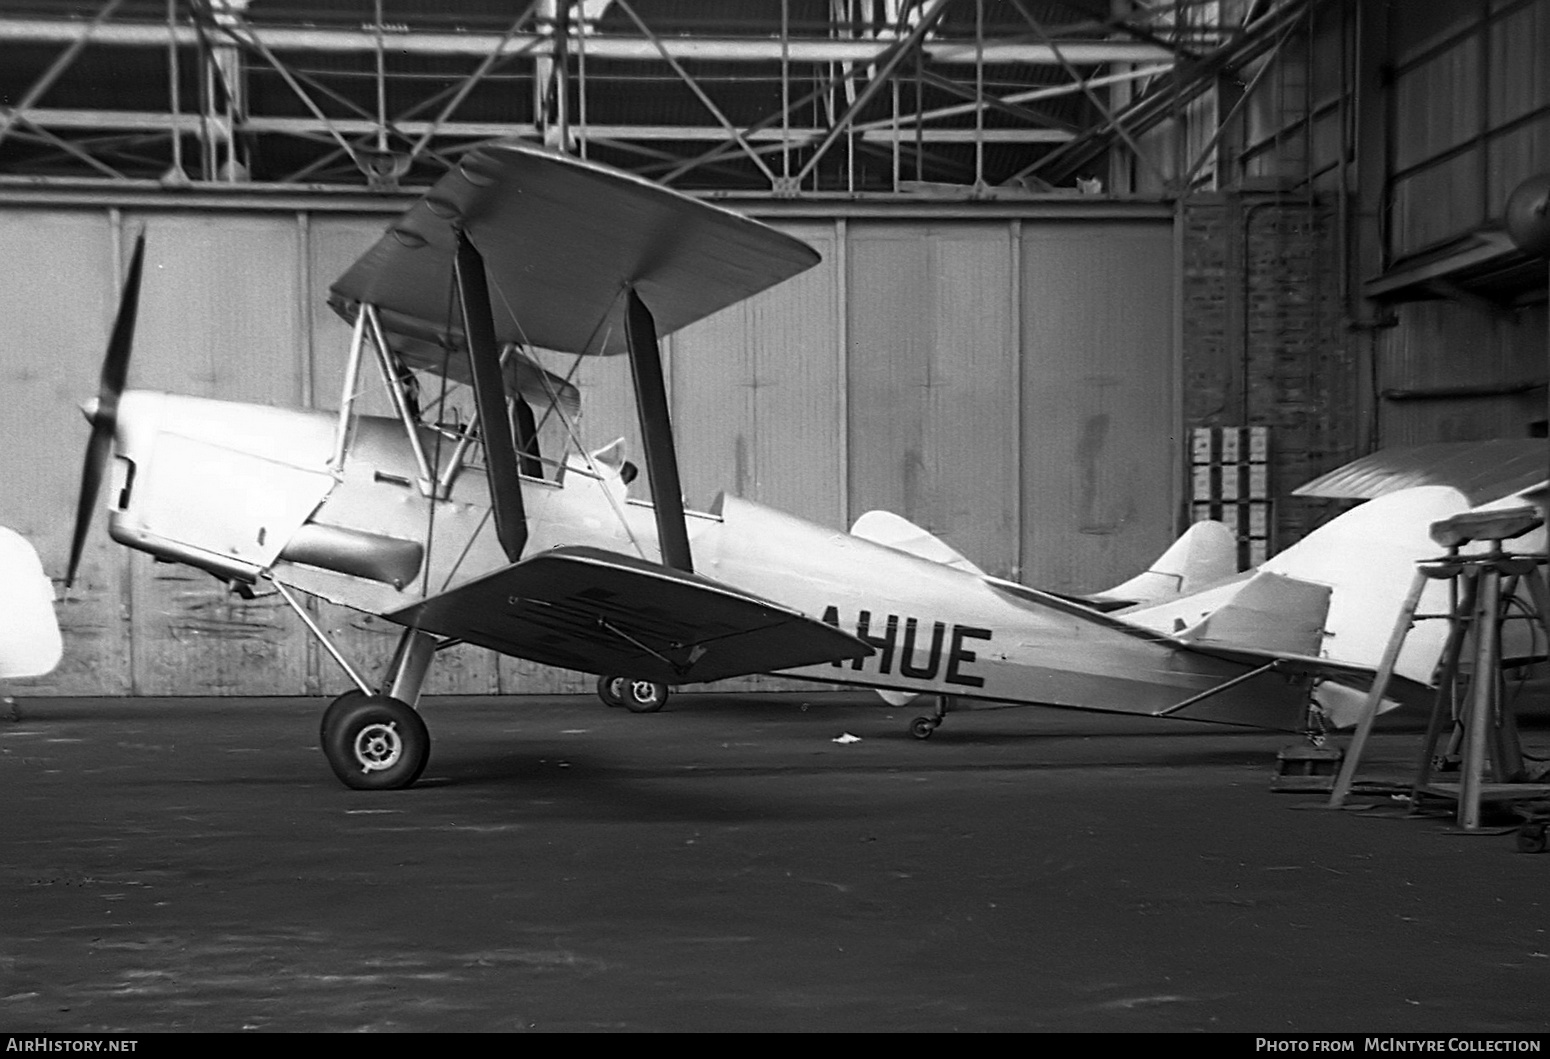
[0,527,62,680]
[384,546,871,684]
[1295,440,1546,505]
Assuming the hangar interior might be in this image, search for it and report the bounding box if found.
[0,0,1546,697]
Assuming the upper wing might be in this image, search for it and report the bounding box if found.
[384,545,871,684]
[329,141,821,363]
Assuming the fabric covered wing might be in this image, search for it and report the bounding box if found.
[329,141,821,362]
[1294,440,1547,505]
[383,546,870,684]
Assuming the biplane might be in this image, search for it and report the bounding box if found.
[65,142,1484,790]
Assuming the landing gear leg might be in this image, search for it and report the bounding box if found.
[271,576,441,790]
[382,627,438,707]
[318,627,439,790]
[910,694,955,740]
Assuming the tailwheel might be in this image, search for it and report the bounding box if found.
[597,675,626,708]
[908,694,955,740]
[320,691,430,790]
[621,679,669,713]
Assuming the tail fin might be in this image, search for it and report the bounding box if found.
[1260,485,1469,681]
[1088,520,1239,606]
[1125,486,1471,686]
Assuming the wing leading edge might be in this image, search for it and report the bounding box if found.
[329,141,821,363]
[384,546,871,684]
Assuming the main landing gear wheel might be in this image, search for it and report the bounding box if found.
[597,675,626,708]
[621,679,669,713]
[320,692,430,791]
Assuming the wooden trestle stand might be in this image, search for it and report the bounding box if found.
[1326,506,1550,830]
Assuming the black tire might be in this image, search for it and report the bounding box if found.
[622,679,669,713]
[909,716,935,740]
[1517,823,1547,854]
[318,689,366,746]
[597,675,626,708]
[320,693,430,790]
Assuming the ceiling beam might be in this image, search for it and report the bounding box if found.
[7,108,1075,143]
[0,19,1175,65]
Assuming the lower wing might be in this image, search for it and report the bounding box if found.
[385,545,871,684]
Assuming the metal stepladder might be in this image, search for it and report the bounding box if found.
[1326,505,1550,831]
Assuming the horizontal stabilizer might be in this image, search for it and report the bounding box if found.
[1176,570,1330,657]
[1121,486,1476,720]
[849,511,985,575]
[1088,520,1238,606]
[385,546,870,684]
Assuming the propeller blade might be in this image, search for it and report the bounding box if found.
[96,231,146,429]
[65,422,113,589]
[65,231,146,589]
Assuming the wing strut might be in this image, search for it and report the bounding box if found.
[510,383,543,479]
[625,288,693,573]
[455,230,527,562]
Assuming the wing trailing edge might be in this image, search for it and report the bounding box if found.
[384,546,871,684]
[329,141,821,364]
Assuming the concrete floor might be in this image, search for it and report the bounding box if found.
[2,690,1548,1033]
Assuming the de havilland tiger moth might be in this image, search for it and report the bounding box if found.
[63,140,1497,790]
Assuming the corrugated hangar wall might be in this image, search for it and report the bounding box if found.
[1373,0,1550,448]
[0,204,1176,698]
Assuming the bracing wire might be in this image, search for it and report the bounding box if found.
[482,268,650,561]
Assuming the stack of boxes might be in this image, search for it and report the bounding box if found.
[1190,426,1272,569]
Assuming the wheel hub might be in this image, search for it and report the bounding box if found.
[353,721,403,772]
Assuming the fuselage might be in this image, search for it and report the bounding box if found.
[104,390,1304,727]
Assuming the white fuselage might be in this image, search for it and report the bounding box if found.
[104,391,1303,727]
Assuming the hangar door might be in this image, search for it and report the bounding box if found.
[842,220,1176,596]
[0,207,1175,697]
